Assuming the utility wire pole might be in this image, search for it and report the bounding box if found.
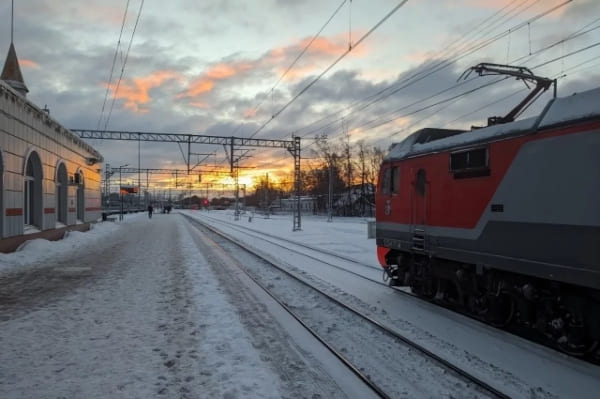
[328,160,333,222]
[265,172,270,219]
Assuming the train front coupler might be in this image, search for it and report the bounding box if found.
[383,264,404,287]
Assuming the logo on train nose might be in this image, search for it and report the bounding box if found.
[384,200,391,215]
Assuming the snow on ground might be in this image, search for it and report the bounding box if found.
[1,209,600,398]
[182,209,600,399]
[0,213,286,398]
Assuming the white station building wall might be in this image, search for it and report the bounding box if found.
[0,80,103,238]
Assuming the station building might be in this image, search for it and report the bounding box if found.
[0,41,103,251]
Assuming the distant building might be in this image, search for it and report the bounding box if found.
[278,196,316,214]
[0,38,103,251]
[333,183,375,216]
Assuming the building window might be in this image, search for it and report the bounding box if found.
[450,147,490,178]
[24,151,43,228]
[56,163,68,224]
[75,171,85,221]
[24,176,34,225]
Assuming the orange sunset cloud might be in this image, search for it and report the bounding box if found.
[177,32,369,112]
[107,70,180,113]
[179,62,253,99]
[20,59,40,69]
[267,32,368,82]
[243,108,258,118]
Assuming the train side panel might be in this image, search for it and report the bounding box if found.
[376,120,600,290]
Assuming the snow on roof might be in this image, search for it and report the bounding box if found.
[411,116,537,155]
[385,132,420,160]
[384,86,600,161]
[384,117,536,161]
[538,86,600,128]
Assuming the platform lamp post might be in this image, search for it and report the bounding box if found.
[119,164,129,221]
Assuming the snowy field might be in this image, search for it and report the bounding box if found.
[1,210,599,398]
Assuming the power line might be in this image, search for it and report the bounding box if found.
[344,19,598,137]
[378,38,600,140]
[103,0,145,131]
[275,0,348,93]
[240,0,348,138]
[292,0,538,137]
[248,0,410,139]
[531,40,600,70]
[294,0,572,140]
[370,38,598,139]
[386,77,508,137]
[97,0,131,130]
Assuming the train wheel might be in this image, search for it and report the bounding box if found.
[410,277,437,299]
[486,293,515,327]
[555,318,599,356]
[558,339,599,357]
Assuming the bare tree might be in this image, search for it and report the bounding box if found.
[356,140,367,216]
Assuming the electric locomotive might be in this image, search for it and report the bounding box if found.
[375,64,600,356]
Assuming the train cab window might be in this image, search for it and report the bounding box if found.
[381,166,399,195]
[450,147,490,178]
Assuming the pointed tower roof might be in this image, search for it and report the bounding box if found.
[1,42,29,96]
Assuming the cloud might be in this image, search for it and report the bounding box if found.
[243,108,258,118]
[176,32,368,108]
[177,62,252,99]
[6,0,596,189]
[16,0,129,28]
[266,32,367,82]
[107,70,181,113]
[20,59,39,69]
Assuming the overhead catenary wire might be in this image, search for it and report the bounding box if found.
[441,55,599,130]
[294,0,573,140]
[308,3,590,145]
[531,40,600,70]
[376,39,600,139]
[247,0,410,139]
[220,0,539,171]
[269,6,597,180]
[103,0,145,131]
[233,0,348,139]
[387,40,600,139]
[293,0,545,137]
[345,24,599,136]
[97,0,131,130]
[238,3,596,180]
[222,2,594,186]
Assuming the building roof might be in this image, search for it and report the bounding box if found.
[1,42,28,96]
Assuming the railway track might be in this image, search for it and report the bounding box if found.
[194,212,385,280]
[184,213,511,398]
[192,211,600,366]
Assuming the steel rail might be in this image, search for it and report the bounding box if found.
[197,213,382,272]
[183,214,391,399]
[183,213,511,399]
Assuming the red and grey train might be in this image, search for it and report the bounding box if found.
[375,78,600,356]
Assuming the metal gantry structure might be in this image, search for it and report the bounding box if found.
[71,129,303,230]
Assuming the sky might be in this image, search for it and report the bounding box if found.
[1,0,599,194]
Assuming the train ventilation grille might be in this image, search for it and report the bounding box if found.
[412,228,425,251]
